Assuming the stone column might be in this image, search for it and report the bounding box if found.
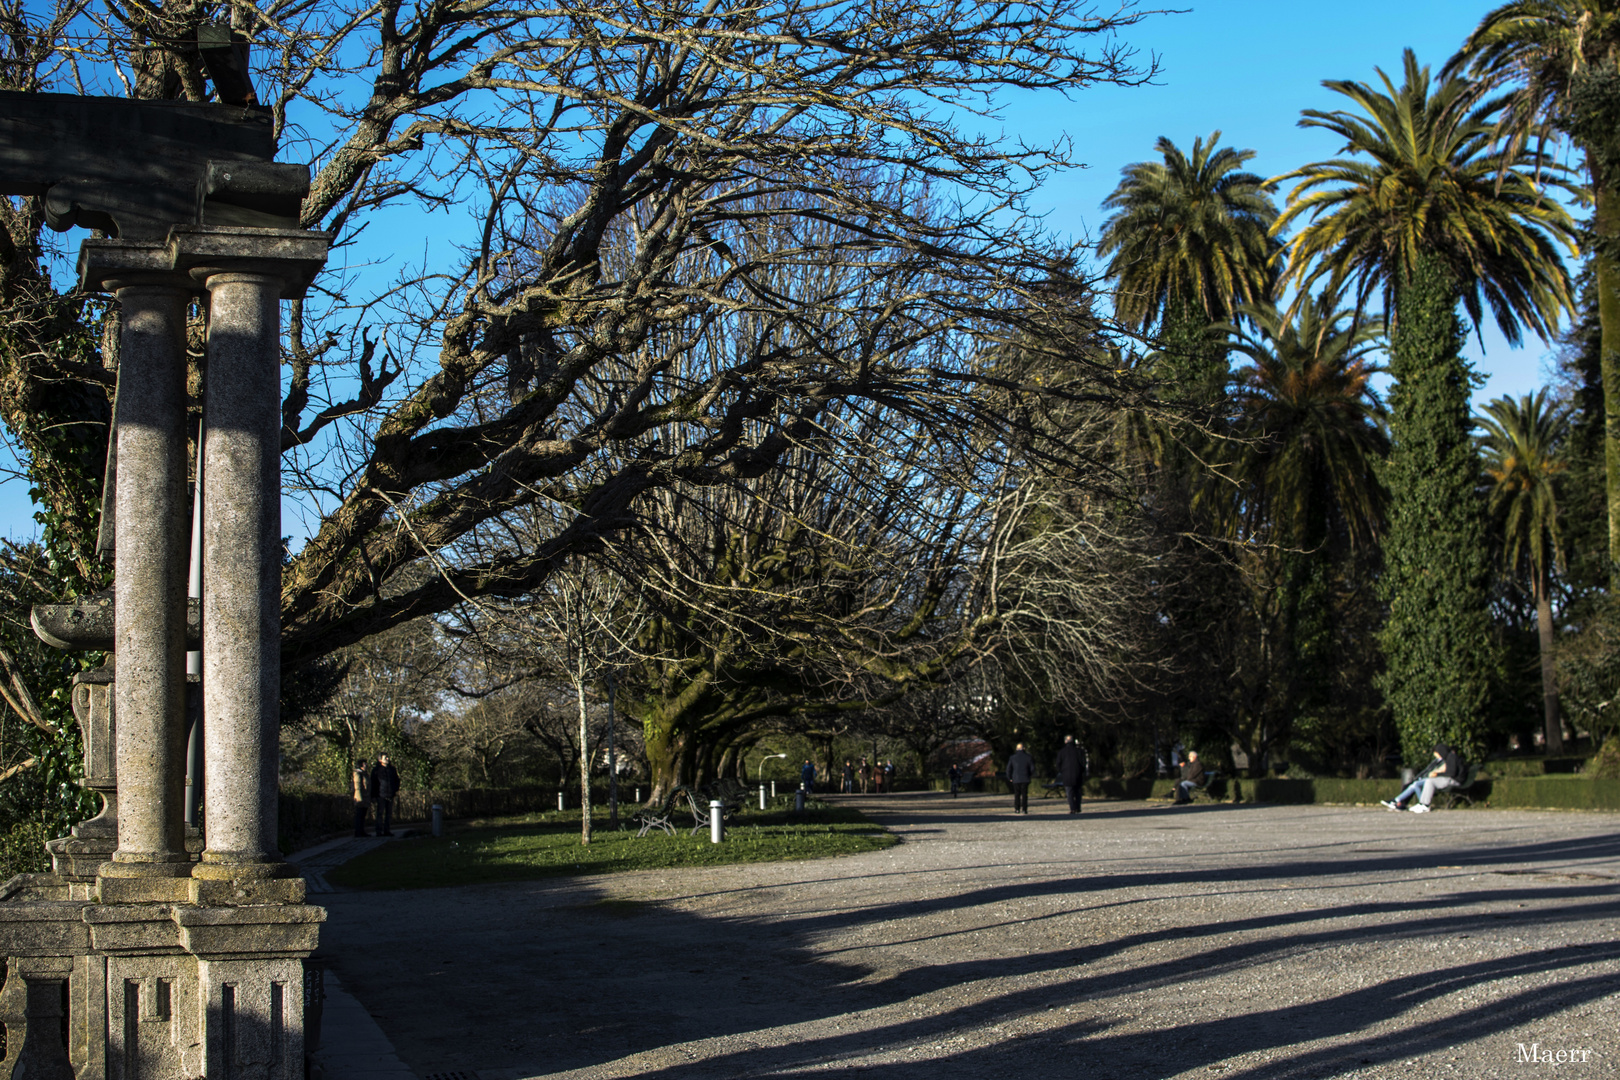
[193,271,290,885]
[104,280,193,881]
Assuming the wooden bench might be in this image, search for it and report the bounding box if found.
[1170,770,1222,803]
[634,779,752,837]
[683,779,750,836]
[1439,764,1480,809]
[632,785,694,837]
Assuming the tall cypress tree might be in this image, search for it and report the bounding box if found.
[1274,53,1576,764]
[1377,253,1497,762]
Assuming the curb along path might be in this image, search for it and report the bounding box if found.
[291,834,420,1079]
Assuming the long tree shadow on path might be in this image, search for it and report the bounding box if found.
[318,812,1620,1079]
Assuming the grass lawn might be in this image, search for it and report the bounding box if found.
[325,806,896,890]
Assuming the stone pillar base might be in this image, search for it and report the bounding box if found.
[0,894,324,1079]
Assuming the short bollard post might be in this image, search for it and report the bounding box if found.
[795,786,805,812]
[557,791,565,812]
[635,787,641,803]
[431,803,443,838]
[759,784,766,810]
[770,780,777,798]
[709,800,723,843]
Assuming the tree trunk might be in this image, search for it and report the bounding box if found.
[577,655,592,846]
[1596,182,1620,594]
[1535,568,1563,755]
[642,710,686,803]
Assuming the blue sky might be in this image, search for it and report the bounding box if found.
[0,1,1571,542]
[1000,0,1565,394]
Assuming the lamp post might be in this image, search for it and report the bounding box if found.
[758,751,787,808]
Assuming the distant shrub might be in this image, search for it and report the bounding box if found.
[0,821,51,880]
[1589,740,1620,781]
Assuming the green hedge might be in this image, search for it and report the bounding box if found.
[1481,777,1620,810]
[926,774,1620,810]
[930,777,1163,798]
[1239,776,1620,810]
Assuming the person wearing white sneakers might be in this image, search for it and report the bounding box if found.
[1381,744,1461,813]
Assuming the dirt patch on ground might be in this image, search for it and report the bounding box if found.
[316,793,1620,1079]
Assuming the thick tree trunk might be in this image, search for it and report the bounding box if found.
[642,710,686,804]
[1535,570,1563,755]
[716,743,738,782]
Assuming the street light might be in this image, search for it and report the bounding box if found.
[758,752,787,808]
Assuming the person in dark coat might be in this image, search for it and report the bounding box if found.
[370,754,400,836]
[352,758,370,836]
[1055,735,1087,814]
[1174,751,1204,804]
[1005,743,1036,814]
[842,760,856,793]
[1381,743,1461,813]
[948,763,961,797]
[800,759,816,794]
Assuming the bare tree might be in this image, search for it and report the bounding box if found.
[1,0,1157,685]
[415,682,538,787]
[286,615,459,787]
[470,556,641,843]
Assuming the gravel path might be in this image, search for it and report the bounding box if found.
[315,793,1620,1079]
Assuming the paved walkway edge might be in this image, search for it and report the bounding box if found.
[309,971,420,1080]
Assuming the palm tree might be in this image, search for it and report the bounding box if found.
[1219,294,1391,773]
[1478,390,1571,753]
[1274,50,1578,338]
[1227,294,1390,553]
[1098,132,1280,403]
[1448,2,1620,590]
[1271,50,1579,763]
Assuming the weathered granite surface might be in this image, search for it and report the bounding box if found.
[3,225,332,1080]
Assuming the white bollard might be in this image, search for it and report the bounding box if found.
[557,792,564,812]
[709,800,724,843]
[759,784,766,810]
[431,803,443,838]
[635,787,641,803]
[770,780,776,798]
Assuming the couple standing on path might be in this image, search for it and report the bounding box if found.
[352,754,401,837]
[1006,735,1088,814]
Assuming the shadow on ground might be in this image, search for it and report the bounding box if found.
[316,798,1620,1080]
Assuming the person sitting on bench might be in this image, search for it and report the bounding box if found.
[1174,751,1204,805]
[1381,744,1460,814]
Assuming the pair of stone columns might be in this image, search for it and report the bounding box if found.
[81,227,328,898]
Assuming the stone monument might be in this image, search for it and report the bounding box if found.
[0,35,331,1078]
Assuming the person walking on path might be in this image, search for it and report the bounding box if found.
[1055,735,1087,814]
[370,754,400,836]
[1006,743,1035,814]
[842,760,856,794]
[351,758,371,836]
[1381,744,1461,813]
[948,763,961,797]
[1174,751,1204,805]
[800,759,816,794]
